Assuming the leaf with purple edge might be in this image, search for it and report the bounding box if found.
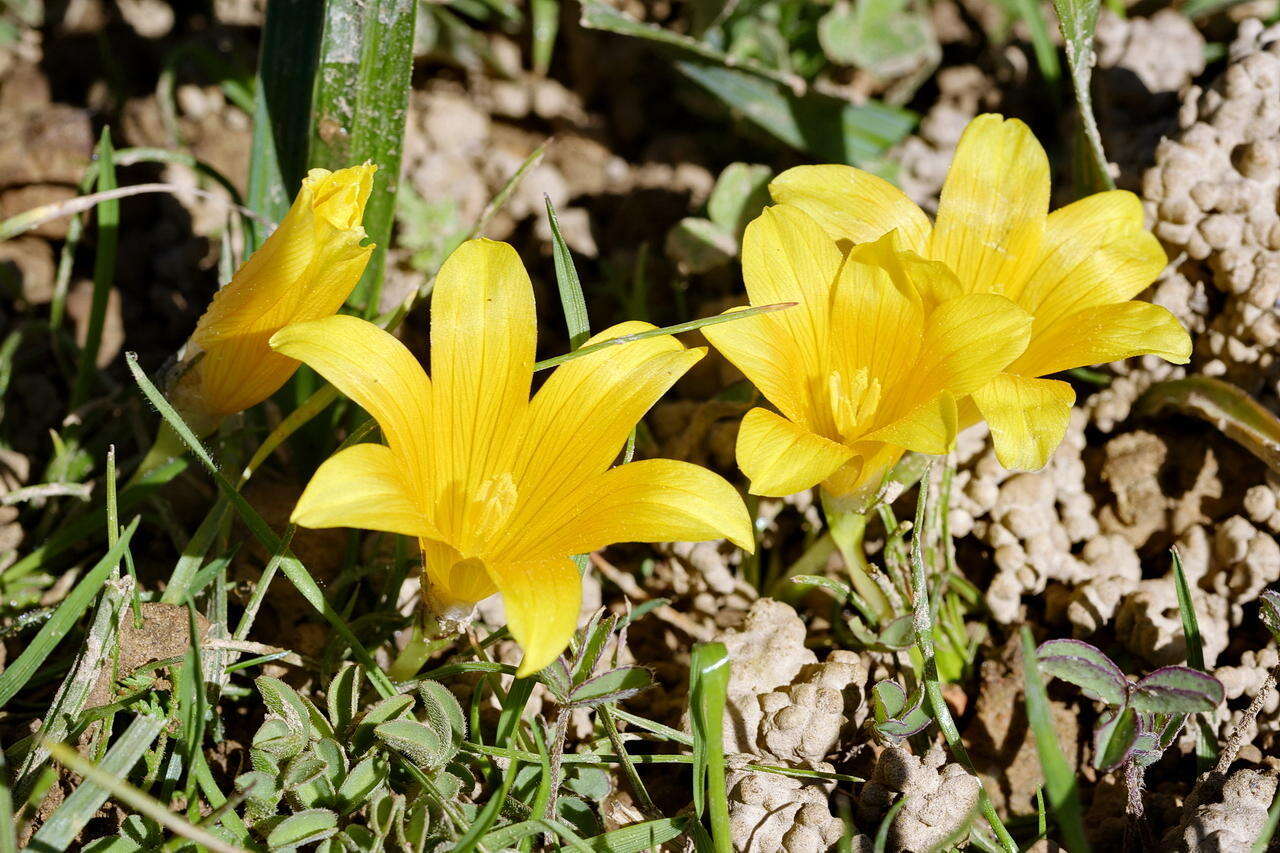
[1093,705,1141,772]
[1036,639,1128,707]
[566,665,655,708]
[1261,589,1280,644]
[1131,666,1223,714]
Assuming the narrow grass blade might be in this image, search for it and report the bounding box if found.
[1138,376,1280,474]
[584,817,689,852]
[1050,0,1113,195]
[246,0,325,236]
[309,0,416,315]
[69,129,118,409]
[1012,0,1060,85]
[546,196,591,350]
[1255,784,1280,853]
[42,737,248,853]
[1172,549,1206,672]
[0,747,13,853]
[161,498,230,604]
[910,475,1016,852]
[531,0,559,75]
[1021,626,1091,852]
[0,518,138,709]
[873,797,908,853]
[125,353,396,698]
[689,642,731,852]
[29,714,166,852]
[534,302,794,371]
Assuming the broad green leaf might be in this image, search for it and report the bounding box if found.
[877,613,916,650]
[817,0,939,83]
[267,808,339,849]
[1131,666,1224,714]
[872,680,907,720]
[375,719,449,770]
[706,163,771,239]
[309,0,416,313]
[416,679,466,747]
[689,642,732,847]
[336,755,387,816]
[1138,376,1280,474]
[352,693,415,753]
[665,217,737,275]
[326,663,364,734]
[1036,639,1128,706]
[256,676,313,743]
[1092,706,1140,772]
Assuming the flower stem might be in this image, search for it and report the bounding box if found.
[387,613,446,682]
[824,502,892,625]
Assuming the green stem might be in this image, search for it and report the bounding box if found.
[824,501,892,624]
[910,472,1016,853]
[387,613,448,682]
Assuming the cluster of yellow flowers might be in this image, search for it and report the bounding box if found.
[169,114,1190,675]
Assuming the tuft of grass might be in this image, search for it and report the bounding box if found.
[68,130,118,410]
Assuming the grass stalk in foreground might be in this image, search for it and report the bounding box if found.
[909,472,1016,852]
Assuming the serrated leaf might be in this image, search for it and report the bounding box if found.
[257,676,313,742]
[567,666,655,708]
[416,680,465,748]
[375,719,449,770]
[352,693,414,753]
[572,610,617,686]
[267,808,339,849]
[1093,706,1141,772]
[1131,667,1224,714]
[1261,590,1280,643]
[1036,639,1128,706]
[707,163,771,239]
[327,663,363,734]
[337,754,388,816]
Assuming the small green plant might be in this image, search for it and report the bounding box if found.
[237,668,469,851]
[869,679,931,742]
[1036,638,1224,822]
[665,162,773,275]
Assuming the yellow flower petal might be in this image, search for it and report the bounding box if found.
[769,165,932,252]
[823,443,905,501]
[701,306,810,426]
[929,114,1048,296]
[845,232,964,313]
[737,407,852,497]
[269,315,433,499]
[864,392,958,455]
[510,322,703,516]
[189,164,375,416]
[1013,190,1167,326]
[971,374,1076,470]
[1011,300,1192,377]
[421,542,497,612]
[430,239,536,540]
[516,459,754,558]
[741,205,844,391]
[292,443,436,538]
[900,293,1032,415]
[485,557,581,677]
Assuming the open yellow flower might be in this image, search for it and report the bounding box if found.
[702,203,1033,501]
[270,238,754,675]
[769,113,1191,470]
[172,164,376,432]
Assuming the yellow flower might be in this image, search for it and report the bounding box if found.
[173,164,376,431]
[769,113,1191,471]
[703,203,1033,501]
[270,238,754,675]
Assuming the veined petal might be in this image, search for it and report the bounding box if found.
[823,443,905,500]
[846,233,964,313]
[270,315,432,499]
[830,249,925,407]
[421,541,496,611]
[517,459,754,559]
[1014,190,1167,325]
[864,392,958,455]
[1011,301,1192,378]
[930,115,1048,296]
[702,306,810,426]
[971,374,1076,470]
[190,165,375,416]
[430,239,536,540]
[882,293,1031,423]
[485,557,581,677]
[737,407,852,497]
[501,322,703,544]
[769,165,932,253]
[292,443,436,538]
[741,205,844,395]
